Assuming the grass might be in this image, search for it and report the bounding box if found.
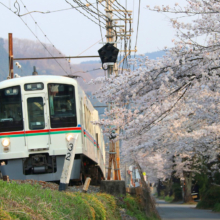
[0,180,155,220]
[118,194,160,220]
[157,195,174,203]
[0,180,121,220]
[164,196,174,203]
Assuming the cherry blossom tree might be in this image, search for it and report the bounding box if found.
[91,0,220,202]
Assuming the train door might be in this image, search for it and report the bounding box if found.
[24,93,50,150]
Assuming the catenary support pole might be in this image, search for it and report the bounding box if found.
[106,0,119,181]
[8,33,14,79]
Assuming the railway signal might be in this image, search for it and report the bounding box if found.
[109,130,117,140]
[98,43,119,65]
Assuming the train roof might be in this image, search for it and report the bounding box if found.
[0,75,78,89]
[0,74,98,114]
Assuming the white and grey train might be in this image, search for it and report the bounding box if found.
[0,75,105,184]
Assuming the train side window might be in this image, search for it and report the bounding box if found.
[0,85,23,132]
[27,97,45,130]
[48,83,77,128]
[80,100,84,144]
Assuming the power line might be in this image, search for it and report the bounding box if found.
[85,0,109,20]
[96,0,103,41]
[67,1,116,39]
[114,0,128,13]
[77,38,103,56]
[134,0,141,58]
[74,67,102,74]
[19,16,69,74]
[65,0,105,28]
[0,2,69,75]
[99,0,125,19]
[20,0,72,74]
[0,2,10,10]
[107,1,125,18]
[70,0,107,26]
[18,3,97,16]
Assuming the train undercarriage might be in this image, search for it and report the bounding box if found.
[0,153,104,185]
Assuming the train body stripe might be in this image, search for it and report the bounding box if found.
[0,134,24,138]
[0,127,81,138]
[84,130,94,142]
[50,127,81,132]
[0,131,24,136]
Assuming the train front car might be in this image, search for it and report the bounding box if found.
[0,75,105,183]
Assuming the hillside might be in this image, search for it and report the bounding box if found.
[0,37,164,93]
[0,179,156,220]
[0,38,104,92]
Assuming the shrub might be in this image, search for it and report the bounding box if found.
[213,203,220,212]
[197,186,220,209]
[172,183,182,201]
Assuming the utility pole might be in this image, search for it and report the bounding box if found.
[104,0,134,181]
[106,0,119,181]
[8,33,14,79]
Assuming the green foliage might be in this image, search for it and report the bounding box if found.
[0,208,12,220]
[172,183,182,201]
[0,180,161,220]
[164,196,174,203]
[95,193,120,220]
[197,185,220,209]
[213,203,220,212]
[213,172,220,185]
[194,172,209,199]
[0,180,121,220]
[118,194,160,220]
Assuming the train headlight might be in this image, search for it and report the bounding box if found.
[66,134,74,142]
[2,138,10,147]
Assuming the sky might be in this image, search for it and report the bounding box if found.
[0,0,188,64]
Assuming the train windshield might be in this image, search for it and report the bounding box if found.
[48,83,77,128]
[0,86,23,132]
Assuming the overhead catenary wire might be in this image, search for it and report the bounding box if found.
[75,0,107,19]
[67,0,116,39]
[2,0,131,74]
[70,0,107,26]
[99,0,125,19]
[85,0,109,20]
[65,0,105,28]
[106,0,126,18]
[0,2,69,75]
[18,2,97,16]
[114,0,128,13]
[19,16,69,75]
[20,0,72,74]
[111,1,125,14]
[106,1,125,18]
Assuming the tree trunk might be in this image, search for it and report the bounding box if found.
[135,162,161,220]
[183,172,193,203]
[157,179,161,197]
[164,177,173,197]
